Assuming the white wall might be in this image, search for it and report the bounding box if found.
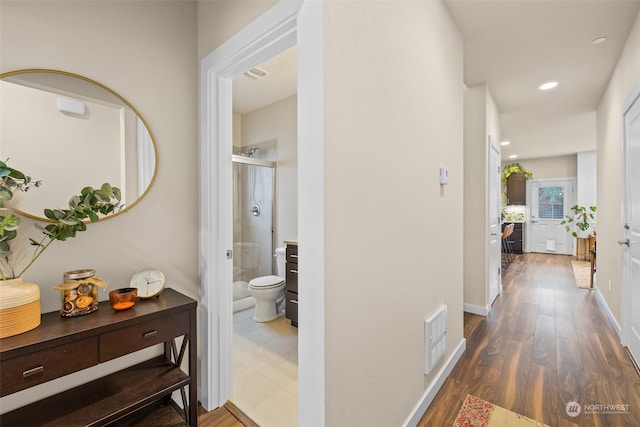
[596,9,640,324]
[463,84,501,312]
[240,95,298,246]
[322,1,464,425]
[577,150,597,214]
[0,0,198,411]
[507,155,577,180]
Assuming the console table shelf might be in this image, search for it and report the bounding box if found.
[0,288,197,426]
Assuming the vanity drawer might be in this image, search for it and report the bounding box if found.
[99,310,190,362]
[285,264,298,293]
[286,245,298,264]
[285,290,298,327]
[0,337,98,397]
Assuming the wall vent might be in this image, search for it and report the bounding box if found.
[424,305,447,374]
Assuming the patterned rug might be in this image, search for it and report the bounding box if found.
[453,395,549,427]
[571,259,592,289]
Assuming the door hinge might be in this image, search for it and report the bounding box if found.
[226,250,233,259]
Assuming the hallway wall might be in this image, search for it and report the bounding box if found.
[322,2,464,425]
[596,9,640,326]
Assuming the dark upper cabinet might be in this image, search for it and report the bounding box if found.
[507,172,526,205]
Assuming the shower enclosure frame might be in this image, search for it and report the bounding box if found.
[232,154,277,283]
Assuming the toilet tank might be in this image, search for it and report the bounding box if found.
[233,242,259,268]
[275,247,286,277]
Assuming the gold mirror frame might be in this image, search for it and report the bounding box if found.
[0,69,158,222]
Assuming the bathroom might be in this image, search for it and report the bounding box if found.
[230,49,298,427]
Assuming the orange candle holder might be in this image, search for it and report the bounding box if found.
[109,288,138,311]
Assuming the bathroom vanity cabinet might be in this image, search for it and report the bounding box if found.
[285,242,299,327]
[0,288,197,426]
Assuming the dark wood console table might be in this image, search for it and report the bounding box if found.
[0,288,197,426]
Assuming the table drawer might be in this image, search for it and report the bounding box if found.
[100,310,190,362]
[0,337,98,397]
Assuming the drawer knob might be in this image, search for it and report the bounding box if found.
[290,254,298,258]
[23,366,44,378]
[290,269,298,274]
[143,330,158,339]
[289,299,298,304]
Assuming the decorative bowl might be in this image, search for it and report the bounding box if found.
[109,288,138,311]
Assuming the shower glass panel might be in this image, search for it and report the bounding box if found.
[232,155,275,312]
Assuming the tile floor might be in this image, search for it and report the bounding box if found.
[231,308,298,427]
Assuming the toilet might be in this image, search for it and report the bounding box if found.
[248,247,286,322]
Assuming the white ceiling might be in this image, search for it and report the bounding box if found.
[232,1,640,160]
[232,46,297,115]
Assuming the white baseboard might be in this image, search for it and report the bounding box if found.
[402,338,466,427]
[594,286,622,338]
[463,303,489,316]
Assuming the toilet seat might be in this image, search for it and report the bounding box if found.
[249,275,285,290]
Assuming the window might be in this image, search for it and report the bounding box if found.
[538,186,564,219]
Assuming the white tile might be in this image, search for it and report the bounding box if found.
[232,310,298,426]
[249,388,298,427]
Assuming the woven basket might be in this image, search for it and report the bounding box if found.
[0,277,41,339]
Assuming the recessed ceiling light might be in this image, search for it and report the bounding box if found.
[592,37,607,45]
[509,154,518,159]
[500,141,511,146]
[539,81,558,91]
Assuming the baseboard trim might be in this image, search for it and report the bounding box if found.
[402,338,466,427]
[594,286,622,338]
[463,303,489,316]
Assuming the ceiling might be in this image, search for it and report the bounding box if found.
[232,1,640,160]
[232,46,297,115]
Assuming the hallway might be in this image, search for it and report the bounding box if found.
[418,253,640,426]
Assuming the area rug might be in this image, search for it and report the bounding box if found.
[453,394,549,427]
[571,259,592,289]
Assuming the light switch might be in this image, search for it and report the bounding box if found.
[439,166,448,185]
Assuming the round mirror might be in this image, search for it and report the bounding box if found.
[0,69,157,221]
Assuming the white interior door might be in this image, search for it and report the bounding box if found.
[488,137,501,305]
[622,83,640,366]
[529,179,575,255]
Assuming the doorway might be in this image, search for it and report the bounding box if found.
[528,178,575,255]
[488,136,501,305]
[199,2,325,424]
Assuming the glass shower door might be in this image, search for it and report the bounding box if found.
[232,156,275,310]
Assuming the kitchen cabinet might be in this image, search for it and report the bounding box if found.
[507,172,526,205]
[503,222,524,254]
[0,288,197,426]
[285,243,298,327]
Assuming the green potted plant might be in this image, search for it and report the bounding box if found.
[502,162,533,185]
[561,204,597,238]
[0,159,122,338]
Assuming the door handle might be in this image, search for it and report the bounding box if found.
[618,239,630,246]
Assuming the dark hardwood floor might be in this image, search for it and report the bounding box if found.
[198,401,259,427]
[195,253,639,426]
[418,253,640,426]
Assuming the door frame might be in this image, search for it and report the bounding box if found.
[488,136,501,306]
[199,2,325,424]
[526,177,576,254]
[621,82,640,357]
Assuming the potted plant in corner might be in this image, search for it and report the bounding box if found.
[561,204,597,238]
[0,159,122,338]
